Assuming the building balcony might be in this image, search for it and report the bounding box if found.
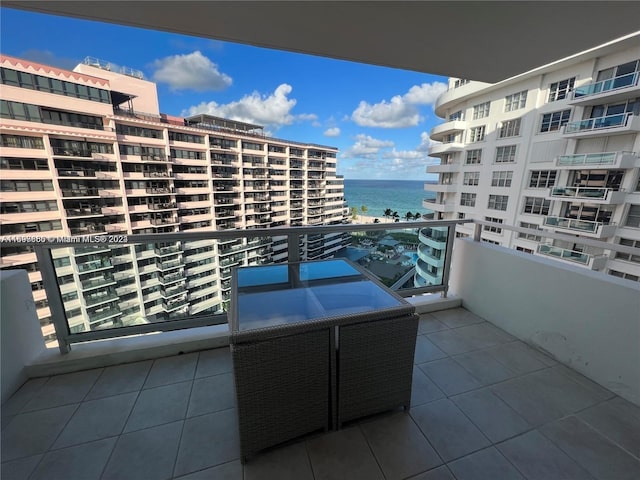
[427,141,465,157]
[548,186,626,204]
[543,216,618,239]
[425,182,458,193]
[554,151,639,169]
[426,162,460,173]
[429,120,467,142]
[418,227,448,249]
[570,71,640,106]
[417,243,445,267]
[2,222,639,479]
[563,112,640,137]
[422,197,456,212]
[537,244,608,270]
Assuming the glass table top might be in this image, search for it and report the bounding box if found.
[233,259,407,332]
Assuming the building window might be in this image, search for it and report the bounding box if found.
[609,270,640,282]
[495,145,517,163]
[458,213,465,219]
[615,238,640,263]
[482,239,501,245]
[460,193,477,207]
[518,222,542,241]
[463,172,480,186]
[491,171,513,187]
[448,110,464,121]
[484,217,503,234]
[0,134,45,149]
[624,205,640,228]
[168,131,205,144]
[498,118,521,138]
[472,102,490,120]
[1,200,58,214]
[468,126,486,143]
[540,110,571,132]
[454,79,470,88]
[0,157,49,170]
[466,149,482,164]
[523,197,551,215]
[488,194,509,211]
[505,90,527,111]
[548,78,575,102]
[529,170,557,188]
[516,246,534,254]
[0,180,54,192]
[116,124,163,139]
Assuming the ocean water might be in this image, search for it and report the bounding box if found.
[344,179,436,219]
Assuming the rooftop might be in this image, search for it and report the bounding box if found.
[3,306,639,479]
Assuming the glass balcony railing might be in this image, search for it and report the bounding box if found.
[543,216,610,234]
[9,221,461,352]
[564,113,632,133]
[537,244,590,265]
[556,152,620,166]
[573,71,639,98]
[549,186,618,200]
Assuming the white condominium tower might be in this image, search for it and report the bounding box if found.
[0,55,348,347]
[418,34,640,286]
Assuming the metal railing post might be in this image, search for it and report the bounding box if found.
[287,233,300,262]
[440,225,457,298]
[34,246,71,354]
[473,223,482,242]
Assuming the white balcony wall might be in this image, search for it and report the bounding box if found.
[449,238,640,406]
[1,270,46,403]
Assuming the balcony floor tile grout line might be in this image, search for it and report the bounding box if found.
[560,396,640,460]
[302,436,317,480]
[406,405,447,473]
[170,359,199,480]
[356,421,388,480]
[95,361,153,480]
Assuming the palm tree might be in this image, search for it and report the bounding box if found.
[360,205,368,215]
[383,208,393,219]
[405,211,413,221]
[392,211,399,221]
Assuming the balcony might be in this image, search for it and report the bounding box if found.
[429,120,467,142]
[548,186,626,204]
[570,71,640,105]
[425,182,458,193]
[2,222,639,479]
[555,151,639,169]
[427,162,460,173]
[427,141,465,157]
[537,244,608,270]
[543,216,618,239]
[422,197,456,212]
[563,112,640,137]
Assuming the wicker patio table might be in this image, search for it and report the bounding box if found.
[229,259,418,462]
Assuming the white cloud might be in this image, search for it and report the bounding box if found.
[343,134,394,159]
[324,127,341,137]
[403,82,448,105]
[183,83,310,129]
[351,96,420,128]
[152,51,232,92]
[417,131,438,152]
[351,81,447,128]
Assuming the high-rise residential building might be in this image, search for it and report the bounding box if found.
[417,35,640,286]
[0,55,349,347]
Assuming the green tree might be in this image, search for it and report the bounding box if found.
[405,211,413,221]
[350,206,358,220]
[392,211,399,220]
[414,211,422,220]
[360,205,368,215]
[383,208,393,219]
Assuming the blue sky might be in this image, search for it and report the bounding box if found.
[1,8,446,180]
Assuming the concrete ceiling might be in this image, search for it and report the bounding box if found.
[4,1,640,82]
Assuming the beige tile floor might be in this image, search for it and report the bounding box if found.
[2,308,639,479]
